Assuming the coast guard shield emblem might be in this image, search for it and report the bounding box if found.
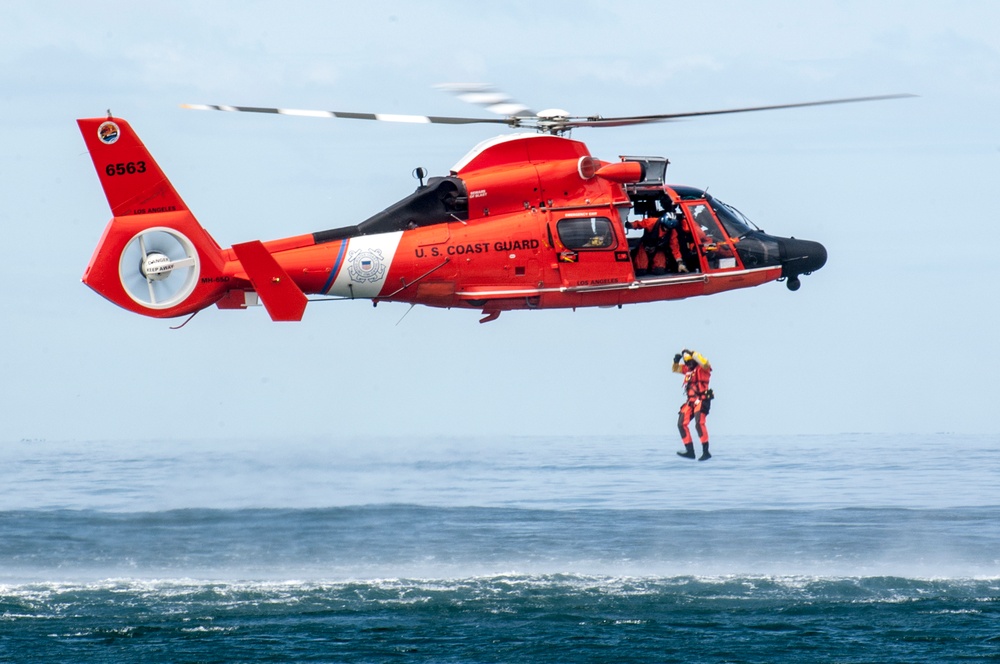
[347,248,387,283]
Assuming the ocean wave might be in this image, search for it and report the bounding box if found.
[4,573,999,601]
[5,574,997,663]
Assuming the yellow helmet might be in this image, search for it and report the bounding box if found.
[684,350,709,367]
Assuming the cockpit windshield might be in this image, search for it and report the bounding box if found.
[708,197,758,239]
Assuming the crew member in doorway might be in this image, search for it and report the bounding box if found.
[673,349,714,460]
[626,208,689,276]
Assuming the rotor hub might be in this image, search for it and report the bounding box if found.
[141,252,174,281]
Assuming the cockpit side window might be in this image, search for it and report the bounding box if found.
[687,203,727,243]
[557,217,616,250]
[682,202,740,271]
[708,197,756,239]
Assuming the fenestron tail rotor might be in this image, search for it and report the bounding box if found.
[182,89,915,136]
[119,228,200,309]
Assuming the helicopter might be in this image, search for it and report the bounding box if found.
[77,88,909,324]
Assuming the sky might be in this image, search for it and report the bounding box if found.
[1,0,997,442]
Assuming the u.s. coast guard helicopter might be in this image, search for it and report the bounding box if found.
[78,87,909,323]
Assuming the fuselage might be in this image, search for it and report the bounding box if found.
[234,133,825,318]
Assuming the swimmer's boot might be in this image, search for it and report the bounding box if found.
[677,443,696,459]
[699,443,712,461]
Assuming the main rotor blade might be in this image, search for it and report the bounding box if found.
[183,93,914,136]
[433,83,535,118]
[181,103,515,127]
[571,94,916,127]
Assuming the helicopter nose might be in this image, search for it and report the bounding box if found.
[779,238,827,291]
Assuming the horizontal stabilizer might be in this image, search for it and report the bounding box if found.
[231,241,307,321]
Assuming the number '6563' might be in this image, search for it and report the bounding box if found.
[104,161,147,176]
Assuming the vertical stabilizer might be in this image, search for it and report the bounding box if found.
[77,117,188,217]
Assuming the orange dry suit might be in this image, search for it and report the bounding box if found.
[628,216,684,275]
[673,351,712,445]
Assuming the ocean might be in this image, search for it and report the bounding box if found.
[1,434,997,662]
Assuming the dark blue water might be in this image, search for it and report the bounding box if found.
[1,434,998,662]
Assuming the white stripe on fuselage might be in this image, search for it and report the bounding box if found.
[326,231,403,298]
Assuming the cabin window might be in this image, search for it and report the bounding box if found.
[557,217,616,250]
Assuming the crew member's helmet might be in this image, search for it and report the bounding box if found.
[660,213,679,230]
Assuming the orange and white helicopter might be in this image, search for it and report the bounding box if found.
[78,88,907,324]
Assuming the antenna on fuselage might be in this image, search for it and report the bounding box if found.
[412,166,427,188]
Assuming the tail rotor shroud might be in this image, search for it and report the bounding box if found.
[119,227,200,309]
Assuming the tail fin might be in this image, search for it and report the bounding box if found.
[78,116,228,318]
[77,117,188,217]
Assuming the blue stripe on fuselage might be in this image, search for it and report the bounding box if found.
[322,240,348,293]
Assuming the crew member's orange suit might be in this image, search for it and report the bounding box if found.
[673,351,712,460]
[628,216,684,275]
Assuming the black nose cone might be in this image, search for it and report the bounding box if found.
[780,238,827,278]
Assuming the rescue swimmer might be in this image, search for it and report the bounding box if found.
[673,349,714,460]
